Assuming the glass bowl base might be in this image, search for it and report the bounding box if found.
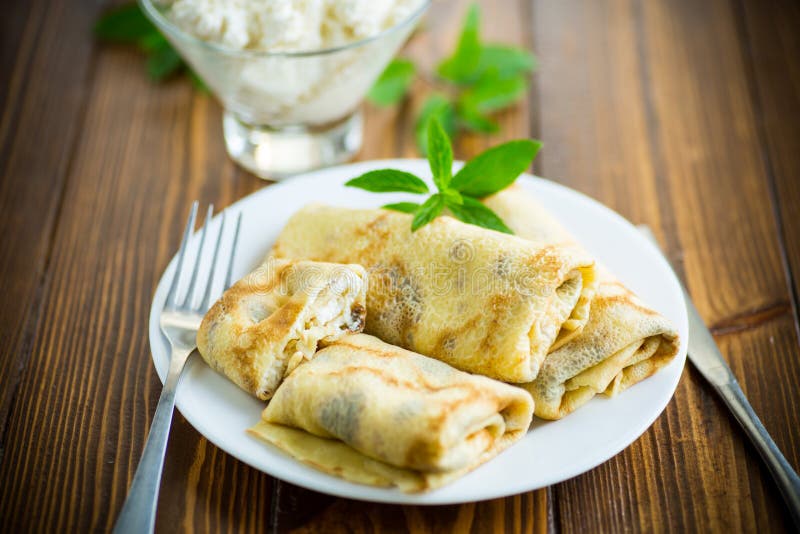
[223,111,363,180]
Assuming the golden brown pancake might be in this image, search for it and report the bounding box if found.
[269,205,598,383]
[197,258,367,400]
[484,186,680,419]
[249,334,534,492]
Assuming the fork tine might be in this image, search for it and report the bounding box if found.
[165,202,198,309]
[199,210,228,311]
[181,205,213,308]
[224,212,243,290]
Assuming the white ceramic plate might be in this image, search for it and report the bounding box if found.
[148,159,688,505]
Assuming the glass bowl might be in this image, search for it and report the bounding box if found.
[139,0,430,179]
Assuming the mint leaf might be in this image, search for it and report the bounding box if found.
[368,59,416,106]
[346,169,429,194]
[456,104,499,133]
[382,202,420,214]
[437,3,481,84]
[416,94,456,155]
[94,4,155,42]
[426,118,453,190]
[446,196,513,234]
[451,139,541,197]
[137,31,169,52]
[441,188,464,205]
[459,74,527,113]
[411,194,445,231]
[478,45,537,79]
[147,45,182,81]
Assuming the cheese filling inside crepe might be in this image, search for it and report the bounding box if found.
[248,334,534,492]
[197,259,367,400]
[484,187,680,419]
[269,204,598,383]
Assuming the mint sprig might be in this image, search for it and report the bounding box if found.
[345,118,541,233]
[424,3,537,149]
[366,3,536,154]
[94,3,208,91]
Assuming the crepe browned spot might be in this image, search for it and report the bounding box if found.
[269,205,598,383]
[248,334,534,492]
[197,258,367,400]
[484,186,680,419]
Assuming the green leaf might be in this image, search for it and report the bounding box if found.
[345,169,429,194]
[146,45,183,81]
[137,31,169,53]
[94,4,156,43]
[411,194,445,231]
[415,94,456,156]
[456,105,499,133]
[437,3,481,84]
[426,118,453,190]
[478,45,537,79]
[382,202,420,214]
[441,188,464,205]
[367,59,416,106]
[459,74,527,113]
[446,196,513,234]
[451,139,542,197]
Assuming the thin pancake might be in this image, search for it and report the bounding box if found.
[249,334,534,492]
[484,186,680,419]
[197,258,367,400]
[269,204,598,383]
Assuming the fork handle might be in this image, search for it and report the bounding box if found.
[114,350,192,534]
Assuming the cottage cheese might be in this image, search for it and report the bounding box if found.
[161,0,422,52]
[158,0,424,126]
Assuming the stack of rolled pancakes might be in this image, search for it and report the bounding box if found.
[197,186,679,492]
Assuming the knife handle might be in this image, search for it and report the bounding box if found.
[717,378,800,526]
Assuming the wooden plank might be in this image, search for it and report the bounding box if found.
[156,415,273,533]
[273,0,550,531]
[288,491,548,533]
[0,0,37,114]
[736,0,800,326]
[532,0,800,531]
[5,0,796,532]
[531,0,668,231]
[0,0,96,442]
[0,37,274,530]
[556,318,798,532]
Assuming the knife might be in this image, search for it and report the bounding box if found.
[638,226,800,527]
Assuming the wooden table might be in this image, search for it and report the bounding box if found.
[1,0,799,531]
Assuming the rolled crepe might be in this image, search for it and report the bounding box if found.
[484,187,680,419]
[270,205,598,383]
[197,258,367,400]
[248,333,534,492]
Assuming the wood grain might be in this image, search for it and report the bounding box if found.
[0,0,97,445]
[533,0,800,531]
[1,0,799,532]
[0,38,272,531]
[735,0,800,328]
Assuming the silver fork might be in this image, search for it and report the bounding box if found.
[114,203,242,534]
